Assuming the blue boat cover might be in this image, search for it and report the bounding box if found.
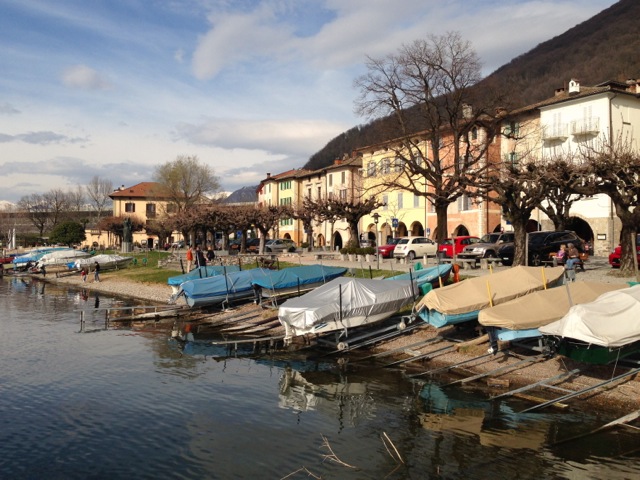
[167,265,241,286]
[251,264,347,290]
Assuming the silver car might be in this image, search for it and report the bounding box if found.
[265,238,297,253]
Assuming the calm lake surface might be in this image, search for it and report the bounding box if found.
[1,276,639,479]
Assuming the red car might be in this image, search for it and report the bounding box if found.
[438,236,480,258]
[377,238,402,258]
[609,234,640,268]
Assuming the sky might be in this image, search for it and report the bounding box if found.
[0,0,616,204]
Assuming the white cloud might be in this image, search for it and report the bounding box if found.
[61,65,112,90]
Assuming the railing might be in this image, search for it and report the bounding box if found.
[570,117,600,135]
[542,124,569,140]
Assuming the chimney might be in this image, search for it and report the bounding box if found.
[568,79,580,95]
[266,173,271,178]
[334,158,342,165]
[555,87,565,96]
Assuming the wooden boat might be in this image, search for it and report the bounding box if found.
[416,266,565,328]
[539,285,640,364]
[479,282,625,343]
[278,276,417,344]
[167,265,241,294]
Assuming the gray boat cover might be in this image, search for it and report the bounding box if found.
[539,285,640,347]
[416,266,565,315]
[278,276,416,332]
[479,282,624,330]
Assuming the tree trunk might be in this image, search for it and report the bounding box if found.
[435,202,449,244]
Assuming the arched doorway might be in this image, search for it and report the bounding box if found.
[333,232,344,251]
[317,233,325,248]
[410,221,424,237]
[566,216,594,243]
[452,225,470,236]
[396,222,408,237]
[526,220,540,232]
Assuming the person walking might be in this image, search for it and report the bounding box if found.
[195,246,207,268]
[93,261,101,283]
[185,246,194,272]
[206,245,215,263]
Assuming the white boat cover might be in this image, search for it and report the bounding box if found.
[278,277,416,335]
[38,249,91,265]
[479,282,624,330]
[539,285,640,347]
[416,265,565,316]
[73,254,133,270]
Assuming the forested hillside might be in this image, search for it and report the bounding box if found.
[304,0,640,171]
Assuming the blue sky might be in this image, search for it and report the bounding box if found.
[0,0,615,204]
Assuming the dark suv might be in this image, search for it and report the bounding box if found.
[498,230,584,266]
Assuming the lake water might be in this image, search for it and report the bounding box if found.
[1,276,639,479]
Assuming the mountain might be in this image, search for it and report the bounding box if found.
[304,0,640,171]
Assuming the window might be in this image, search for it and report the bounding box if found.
[280,180,292,190]
[508,152,519,169]
[397,192,403,209]
[328,174,333,187]
[341,171,345,184]
[279,197,292,206]
[339,189,347,200]
[125,202,135,213]
[471,127,478,140]
[367,162,376,176]
[394,157,404,173]
[166,203,177,213]
[457,194,471,211]
[381,158,390,174]
[307,188,311,199]
[414,194,420,208]
[317,186,321,199]
[382,195,388,209]
[280,218,293,226]
[504,121,520,137]
[145,203,156,218]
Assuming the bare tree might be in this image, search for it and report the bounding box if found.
[579,134,640,275]
[86,176,113,221]
[354,32,502,243]
[18,194,50,238]
[312,197,384,247]
[154,155,221,214]
[67,185,86,212]
[43,188,71,228]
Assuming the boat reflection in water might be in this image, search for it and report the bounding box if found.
[419,382,549,451]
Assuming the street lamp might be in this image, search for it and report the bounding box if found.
[372,212,380,270]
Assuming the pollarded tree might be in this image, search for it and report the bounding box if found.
[354,32,503,243]
[312,196,384,247]
[579,134,640,275]
[49,221,86,247]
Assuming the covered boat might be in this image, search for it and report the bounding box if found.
[539,285,640,364]
[167,265,241,294]
[251,264,347,300]
[385,264,452,293]
[416,266,565,328]
[176,268,271,307]
[479,282,624,343]
[73,254,134,271]
[38,249,91,267]
[278,276,417,343]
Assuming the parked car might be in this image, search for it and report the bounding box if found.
[498,230,584,266]
[438,236,480,258]
[171,240,185,248]
[609,234,640,268]
[265,238,297,253]
[377,237,402,258]
[458,232,515,261]
[393,236,438,260]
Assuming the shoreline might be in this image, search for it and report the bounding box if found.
[21,253,640,416]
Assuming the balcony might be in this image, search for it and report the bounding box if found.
[570,117,600,136]
[542,124,569,141]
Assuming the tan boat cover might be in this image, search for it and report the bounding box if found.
[539,285,640,347]
[478,282,624,330]
[416,266,565,315]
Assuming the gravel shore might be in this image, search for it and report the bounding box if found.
[37,253,640,415]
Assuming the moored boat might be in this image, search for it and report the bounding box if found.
[175,268,270,307]
[278,276,417,344]
[73,254,134,271]
[539,285,640,364]
[384,263,452,293]
[479,281,625,344]
[167,265,241,294]
[416,266,565,328]
[251,264,347,301]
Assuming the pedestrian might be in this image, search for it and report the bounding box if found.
[185,246,194,272]
[40,264,46,277]
[94,261,100,283]
[195,245,207,268]
[81,267,87,282]
[206,245,215,263]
